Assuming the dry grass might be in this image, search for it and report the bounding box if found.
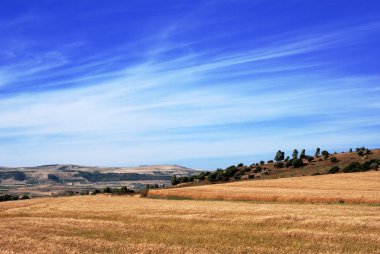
[258,149,380,179]
[0,195,380,253]
[148,171,380,204]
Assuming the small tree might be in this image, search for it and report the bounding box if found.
[260,161,265,165]
[292,149,298,160]
[349,148,353,153]
[300,149,306,159]
[315,148,320,158]
[274,150,285,162]
[330,157,339,163]
[171,175,179,185]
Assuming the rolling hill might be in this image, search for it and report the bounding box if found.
[0,164,197,196]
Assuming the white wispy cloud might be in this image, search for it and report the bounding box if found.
[0,18,379,168]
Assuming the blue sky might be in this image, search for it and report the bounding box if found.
[0,0,379,169]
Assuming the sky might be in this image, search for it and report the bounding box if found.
[0,0,379,169]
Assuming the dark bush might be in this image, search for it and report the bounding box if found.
[233,172,241,180]
[328,166,340,174]
[260,161,265,165]
[208,172,217,182]
[171,175,179,185]
[274,162,284,168]
[103,187,112,193]
[370,162,379,170]
[0,194,20,202]
[330,157,339,163]
[291,159,303,168]
[321,150,330,158]
[225,166,238,178]
[253,166,262,173]
[216,171,228,181]
[343,162,361,173]
[267,160,273,164]
[179,176,189,183]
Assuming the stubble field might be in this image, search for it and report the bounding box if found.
[0,195,380,253]
[148,171,380,204]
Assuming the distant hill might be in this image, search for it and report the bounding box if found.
[0,164,198,196]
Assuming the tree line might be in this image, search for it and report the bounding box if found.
[171,146,376,186]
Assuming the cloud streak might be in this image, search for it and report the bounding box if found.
[0,1,379,168]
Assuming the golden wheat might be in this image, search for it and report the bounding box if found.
[148,171,380,204]
[0,195,379,253]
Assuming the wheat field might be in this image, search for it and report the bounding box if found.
[0,195,379,253]
[148,171,380,204]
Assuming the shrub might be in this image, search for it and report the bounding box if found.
[274,162,284,168]
[216,171,229,181]
[291,159,303,168]
[254,166,262,173]
[343,162,361,173]
[0,194,19,202]
[370,162,379,170]
[356,147,371,156]
[330,157,339,163]
[306,156,314,162]
[267,160,273,164]
[328,166,340,174]
[171,175,179,185]
[207,172,217,182]
[179,176,189,183]
[237,163,244,168]
[118,186,134,194]
[20,194,30,199]
[233,172,241,180]
[260,161,265,165]
[225,166,238,178]
[321,150,330,159]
